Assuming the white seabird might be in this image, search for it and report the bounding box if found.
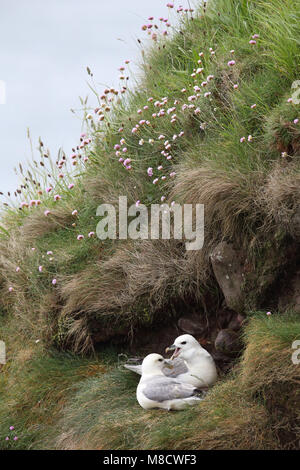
[165,334,218,388]
[125,334,217,389]
[136,353,203,411]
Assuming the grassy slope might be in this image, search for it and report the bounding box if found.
[0,0,299,449]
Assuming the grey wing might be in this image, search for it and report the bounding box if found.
[163,357,188,377]
[124,364,142,375]
[142,377,196,402]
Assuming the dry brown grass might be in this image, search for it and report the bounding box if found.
[259,162,300,238]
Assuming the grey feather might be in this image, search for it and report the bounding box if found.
[142,376,197,402]
[124,357,188,377]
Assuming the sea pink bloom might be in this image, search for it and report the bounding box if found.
[228,60,236,66]
[38,266,43,273]
[170,172,176,178]
[46,187,52,193]
[68,183,74,190]
[252,34,259,39]
[16,267,20,273]
[114,144,120,151]
[9,287,13,293]
[249,40,256,45]
[29,200,36,207]
[77,235,84,241]
[88,232,95,238]
[122,147,128,153]
[5,437,9,441]
[266,311,272,316]
[13,437,18,441]
[233,84,238,89]
[58,173,64,179]
[248,135,253,142]
[147,167,153,177]
[153,178,159,185]
[54,195,61,201]
[52,279,57,286]
[135,200,140,207]
[9,426,15,431]
[287,98,293,103]
[47,251,53,255]
[21,202,29,208]
[44,210,51,217]
[166,3,174,8]
[161,196,166,202]
[251,104,257,109]
[240,137,246,143]
[72,210,78,216]
[294,118,299,124]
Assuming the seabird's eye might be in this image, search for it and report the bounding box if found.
[158,358,163,362]
[181,341,187,345]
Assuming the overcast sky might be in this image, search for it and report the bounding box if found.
[0,0,177,195]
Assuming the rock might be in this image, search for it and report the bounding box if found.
[227,313,246,331]
[210,242,245,311]
[278,270,300,313]
[177,315,206,335]
[214,328,243,356]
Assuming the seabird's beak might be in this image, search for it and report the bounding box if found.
[163,359,174,370]
[165,344,181,359]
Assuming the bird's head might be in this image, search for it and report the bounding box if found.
[165,334,201,360]
[141,353,173,375]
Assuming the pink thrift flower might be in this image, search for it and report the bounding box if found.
[249,40,256,45]
[9,426,15,431]
[77,235,84,241]
[153,178,159,185]
[46,187,52,193]
[13,437,18,441]
[44,210,51,217]
[293,118,299,124]
[240,137,246,143]
[47,251,53,255]
[54,194,61,201]
[68,183,74,190]
[16,267,20,273]
[147,167,153,177]
[287,98,293,103]
[266,311,272,316]
[52,279,57,286]
[228,60,236,66]
[72,210,78,216]
[88,231,95,238]
[9,287,13,292]
[38,266,43,273]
